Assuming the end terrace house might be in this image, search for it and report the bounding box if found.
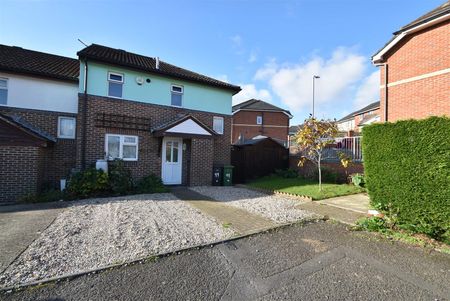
[76,44,241,187]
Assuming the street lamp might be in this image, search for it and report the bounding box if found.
[312,75,320,118]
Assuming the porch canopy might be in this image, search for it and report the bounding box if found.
[151,115,217,138]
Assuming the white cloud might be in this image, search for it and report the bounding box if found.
[254,47,367,114]
[215,74,229,83]
[230,34,242,47]
[353,70,380,108]
[232,84,272,105]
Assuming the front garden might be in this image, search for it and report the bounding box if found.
[248,174,364,200]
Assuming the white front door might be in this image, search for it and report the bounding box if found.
[162,137,182,185]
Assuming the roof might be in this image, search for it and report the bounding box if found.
[232,99,293,118]
[0,44,79,82]
[337,101,380,123]
[372,1,450,63]
[289,125,303,135]
[151,114,216,137]
[233,136,286,147]
[77,44,241,94]
[0,113,56,143]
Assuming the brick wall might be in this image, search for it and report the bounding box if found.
[0,146,41,202]
[232,110,289,143]
[0,106,77,187]
[77,94,231,185]
[379,20,450,122]
[289,155,364,183]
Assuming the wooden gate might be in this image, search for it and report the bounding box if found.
[231,138,289,183]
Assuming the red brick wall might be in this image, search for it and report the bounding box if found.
[232,110,289,144]
[77,94,231,185]
[379,20,450,122]
[0,107,77,187]
[289,155,364,183]
[0,146,42,202]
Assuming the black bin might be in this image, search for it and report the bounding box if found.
[212,166,223,186]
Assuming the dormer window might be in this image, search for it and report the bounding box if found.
[108,72,123,98]
[171,85,183,107]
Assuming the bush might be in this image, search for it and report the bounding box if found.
[136,174,167,193]
[351,173,365,187]
[274,168,298,178]
[66,168,110,199]
[362,116,450,243]
[21,189,65,203]
[108,160,134,195]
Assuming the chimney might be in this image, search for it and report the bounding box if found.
[155,57,160,69]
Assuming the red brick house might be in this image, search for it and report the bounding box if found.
[0,44,240,202]
[372,1,450,122]
[336,101,380,133]
[232,99,292,146]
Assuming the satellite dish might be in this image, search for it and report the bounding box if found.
[136,76,144,85]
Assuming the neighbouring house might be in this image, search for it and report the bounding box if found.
[0,43,240,202]
[232,99,292,147]
[372,1,450,122]
[0,45,79,202]
[336,101,380,133]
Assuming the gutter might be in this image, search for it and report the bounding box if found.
[372,13,450,63]
[81,60,88,170]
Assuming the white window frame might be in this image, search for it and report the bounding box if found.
[171,84,183,107]
[0,77,8,105]
[256,115,263,125]
[105,134,139,161]
[213,116,224,135]
[57,116,76,139]
[107,72,124,99]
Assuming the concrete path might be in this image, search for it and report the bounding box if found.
[0,203,65,273]
[319,193,370,213]
[172,188,276,235]
[4,221,449,300]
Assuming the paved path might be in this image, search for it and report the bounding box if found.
[172,188,276,235]
[3,221,449,300]
[0,203,65,273]
[319,193,369,213]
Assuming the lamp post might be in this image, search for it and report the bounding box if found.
[312,75,320,118]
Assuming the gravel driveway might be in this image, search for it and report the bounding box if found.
[190,187,316,224]
[0,193,233,288]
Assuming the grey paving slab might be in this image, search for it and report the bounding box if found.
[319,193,370,213]
[0,203,65,273]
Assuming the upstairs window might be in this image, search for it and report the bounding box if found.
[108,72,123,98]
[171,85,183,107]
[105,134,138,161]
[58,116,76,139]
[213,116,224,134]
[0,78,8,105]
[256,115,263,125]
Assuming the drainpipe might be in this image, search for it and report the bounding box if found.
[375,63,388,122]
[81,59,88,170]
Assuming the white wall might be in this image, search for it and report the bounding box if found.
[0,72,78,113]
[337,119,355,132]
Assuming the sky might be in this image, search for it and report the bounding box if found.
[0,0,445,125]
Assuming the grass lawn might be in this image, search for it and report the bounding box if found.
[248,175,364,200]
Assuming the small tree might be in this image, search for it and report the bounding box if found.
[295,116,338,191]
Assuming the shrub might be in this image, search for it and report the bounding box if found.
[362,116,450,243]
[351,173,365,187]
[356,216,387,232]
[66,168,110,199]
[274,168,298,178]
[108,160,134,195]
[136,174,167,193]
[21,189,65,203]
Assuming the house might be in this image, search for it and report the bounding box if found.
[0,43,240,202]
[336,101,380,133]
[0,45,79,202]
[372,1,449,122]
[232,99,292,146]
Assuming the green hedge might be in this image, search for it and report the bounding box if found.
[362,117,450,243]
